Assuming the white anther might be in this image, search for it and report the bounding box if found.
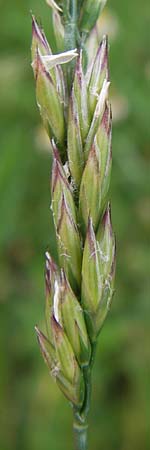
[53,279,61,323]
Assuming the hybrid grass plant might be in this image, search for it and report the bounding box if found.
[31,1,116,449]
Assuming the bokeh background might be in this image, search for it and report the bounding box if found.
[0,0,150,449]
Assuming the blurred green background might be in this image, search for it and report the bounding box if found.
[0,0,150,449]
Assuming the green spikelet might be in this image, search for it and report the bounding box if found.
[60,270,91,367]
[79,0,107,34]
[35,325,84,407]
[81,207,115,342]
